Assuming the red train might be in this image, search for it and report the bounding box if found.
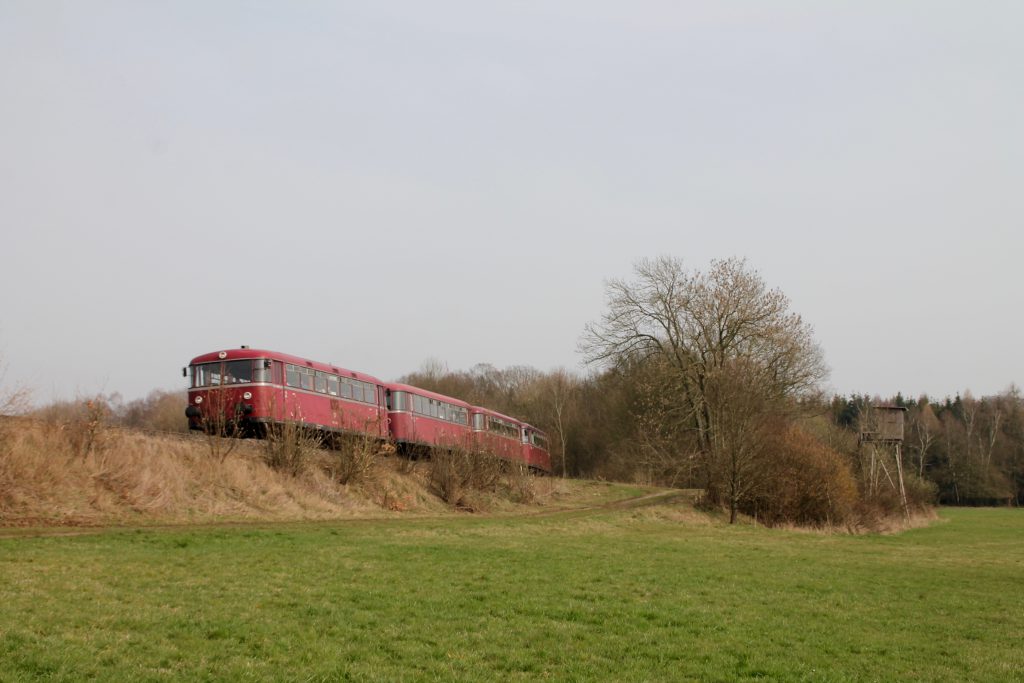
[184,347,551,473]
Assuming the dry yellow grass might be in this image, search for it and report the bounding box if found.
[0,418,629,528]
[0,418,412,526]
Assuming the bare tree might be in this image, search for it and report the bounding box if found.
[908,398,939,477]
[581,256,827,519]
[705,358,780,523]
[539,368,579,477]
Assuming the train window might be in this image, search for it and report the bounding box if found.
[192,363,222,387]
[327,376,339,396]
[222,361,252,384]
[315,372,327,393]
[300,368,314,391]
[414,395,425,414]
[364,385,374,403]
[286,364,300,387]
[488,417,516,439]
[391,391,407,411]
[472,414,484,430]
[340,380,352,399]
[430,400,438,418]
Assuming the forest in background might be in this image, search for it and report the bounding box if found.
[67,373,1023,518]
[8,258,1022,529]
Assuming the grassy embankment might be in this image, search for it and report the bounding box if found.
[1,503,1021,681]
[1,418,638,526]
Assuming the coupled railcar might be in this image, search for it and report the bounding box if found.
[470,407,526,463]
[521,424,552,473]
[386,383,474,452]
[185,347,551,472]
[185,348,388,440]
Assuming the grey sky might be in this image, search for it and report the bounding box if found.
[1,1,1021,403]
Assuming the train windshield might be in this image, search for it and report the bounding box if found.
[191,363,222,387]
[191,359,270,387]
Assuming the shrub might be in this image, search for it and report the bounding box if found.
[502,462,536,504]
[429,447,505,509]
[64,397,113,461]
[327,432,379,486]
[118,390,188,432]
[741,425,860,528]
[263,422,322,477]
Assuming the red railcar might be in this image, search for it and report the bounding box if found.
[520,424,552,473]
[185,348,388,439]
[385,383,473,452]
[470,407,526,463]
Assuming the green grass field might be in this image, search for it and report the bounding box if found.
[1,500,1021,682]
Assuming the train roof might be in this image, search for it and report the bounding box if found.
[521,423,548,436]
[385,383,473,409]
[187,348,385,385]
[470,405,524,425]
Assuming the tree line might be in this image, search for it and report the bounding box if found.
[9,257,1019,525]
[402,257,1022,527]
[832,391,1023,506]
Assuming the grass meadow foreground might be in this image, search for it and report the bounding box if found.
[0,505,1021,682]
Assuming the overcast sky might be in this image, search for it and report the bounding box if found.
[1,1,1021,404]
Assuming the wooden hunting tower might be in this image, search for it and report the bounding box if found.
[859,405,905,444]
[859,405,909,518]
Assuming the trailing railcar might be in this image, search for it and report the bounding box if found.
[470,407,526,463]
[385,383,473,453]
[520,424,552,473]
[185,348,388,440]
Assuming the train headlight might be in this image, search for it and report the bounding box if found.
[243,391,252,400]
[195,396,203,404]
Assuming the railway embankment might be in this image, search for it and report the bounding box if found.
[0,418,665,530]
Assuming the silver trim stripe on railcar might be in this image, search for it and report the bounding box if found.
[188,383,383,409]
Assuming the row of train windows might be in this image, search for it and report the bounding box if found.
[391,391,469,425]
[285,364,377,404]
[529,433,549,450]
[487,417,520,439]
[411,393,469,425]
